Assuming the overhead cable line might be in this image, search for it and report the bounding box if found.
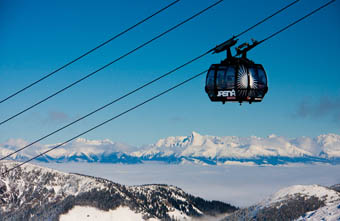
[234,0,336,57]
[0,0,180,105]
[0,0,301,161]
[258,0,336,45]
[0,0,224,126]
[234,0,300,38]
[2,0,336,174]
[2,70,207,175]
[0,53,210,161]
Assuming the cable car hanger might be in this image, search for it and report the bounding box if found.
[205,37,268,105]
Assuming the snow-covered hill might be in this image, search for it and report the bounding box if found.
[0,161,236,220]
[1,132,340,166]
[259,184,340,207]
[222,184,340,221]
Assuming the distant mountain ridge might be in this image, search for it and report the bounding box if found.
[1,132,340,166]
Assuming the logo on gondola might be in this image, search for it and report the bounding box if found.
[237,65,258,89]
[217,89,236,97]
[237,65,258,97]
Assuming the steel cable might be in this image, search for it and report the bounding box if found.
[0,0,224,126]
[0,0,180,104]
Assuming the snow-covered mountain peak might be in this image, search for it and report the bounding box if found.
[188,131,206,146]
[153,131,206,148]
[191,131,200,136]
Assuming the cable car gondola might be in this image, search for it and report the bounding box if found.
[205,38,268,104]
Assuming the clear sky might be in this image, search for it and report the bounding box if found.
[0,0,339,146]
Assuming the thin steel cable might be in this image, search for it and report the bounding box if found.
[2,70,207,175]
[235,0,300,38]
[0,0,303,161]
[0,0,180,104]
[0,0,224,126]
[0,51,211,161]
[258,0,336,45]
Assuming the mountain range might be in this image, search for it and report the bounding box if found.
[0,161,339,220]
[1,132,340,166]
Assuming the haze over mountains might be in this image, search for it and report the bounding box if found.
[1,132,340,166]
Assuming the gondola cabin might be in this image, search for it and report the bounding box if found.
[205,57,268,104]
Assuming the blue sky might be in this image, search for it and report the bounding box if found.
[0,0,339,145]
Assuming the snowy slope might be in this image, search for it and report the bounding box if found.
[59,206,153,221]
[296,184,340,221]
[296,202,340,221]
[0,161,236,220]
[1,132,340,165]
[223,184,340,221]
[259,184,340,207]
